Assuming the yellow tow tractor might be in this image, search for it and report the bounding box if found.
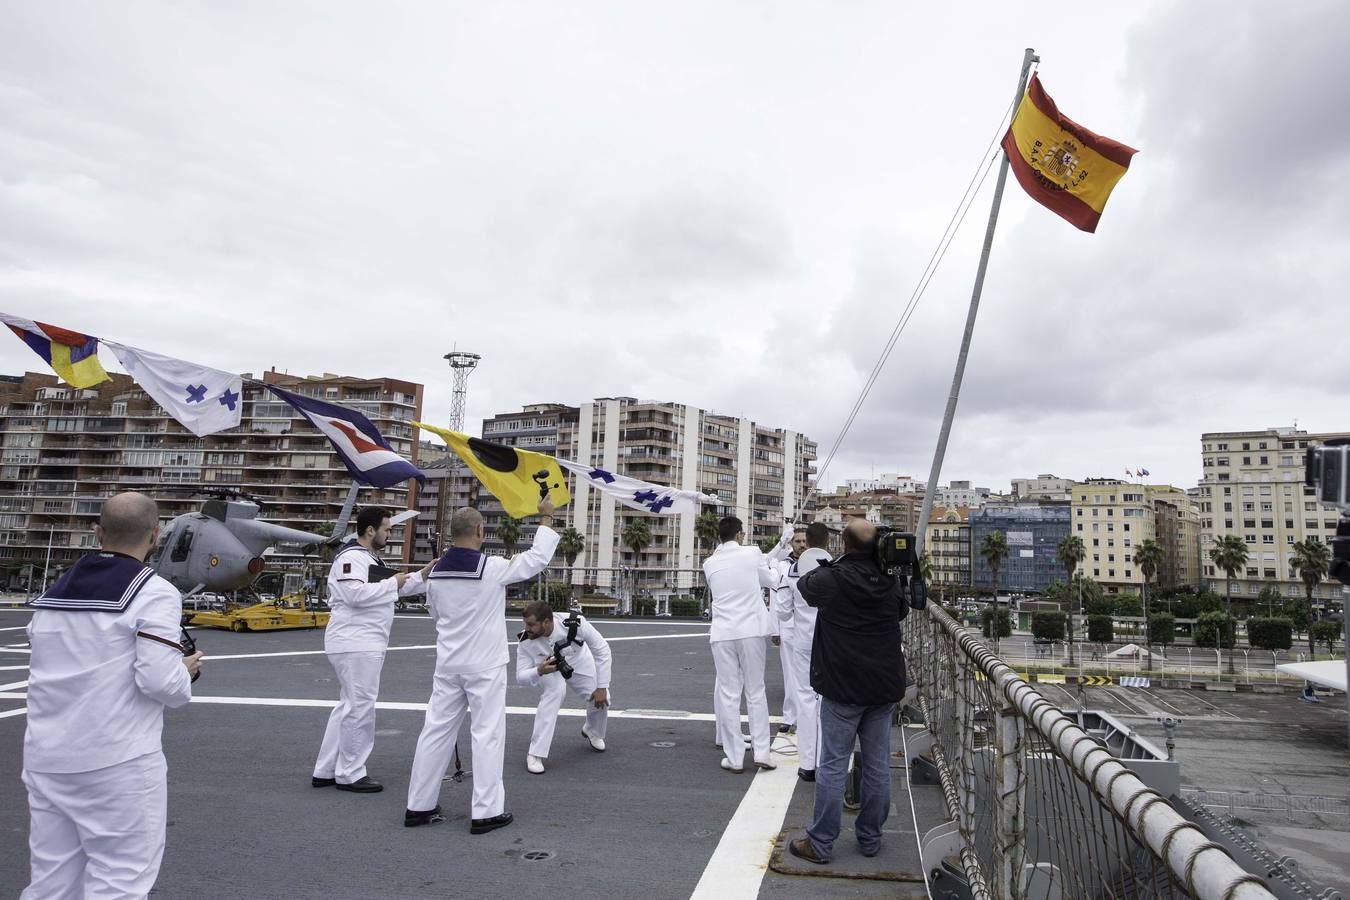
[186,591,329,633]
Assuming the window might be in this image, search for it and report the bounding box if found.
[1287,535,1295,544]
[1093,553,1100,562]
[1260,519,1274,529]
[1108,569,1115,578]
[1242,442,1250,450]
[1260,502,1272,512]
[1093,568,1100,577]
[1225,519,1233,528]
[1108,554,1115,562]
[1217,442,1228,450]
[1327,519,1339,530]
[1243,519,1256,528]
[1246,566,1258,577]
[1282,455,1294,466]
[1092,538,1100,546]
[1259,456,1269,465]
[1262,535,1274,544]
[1076,523,1083,532]
[1124,570,1132,579]
[1245,534,1257,543]
[1306,519,1318,530]
[1223,487,1232,496]
[1242,456,1251,465]
[1241,502,1252,512]
[1264,568,1277,578]
[1124,538,1132,547]
[1216,457,1229,466]
[1285,519,1294,529]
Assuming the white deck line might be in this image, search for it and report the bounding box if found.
[689,738,799,900]
[202,631,707,661]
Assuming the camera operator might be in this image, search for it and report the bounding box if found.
[787,518,907,866]
[515,600,612,774]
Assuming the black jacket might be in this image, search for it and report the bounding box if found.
[797,551,907,706]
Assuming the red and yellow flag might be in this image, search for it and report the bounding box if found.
[1002,74,1137,233]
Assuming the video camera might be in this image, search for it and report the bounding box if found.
[874,530,927,610]
[550,611,582,680]
[1305,440,1350,586]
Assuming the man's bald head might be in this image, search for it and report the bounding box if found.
[450,507,485,547]
[97,492,160,556]
[842,518,878,554]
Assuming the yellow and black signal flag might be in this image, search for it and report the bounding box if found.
[1001,74,1137,233]
[414,422,570,519]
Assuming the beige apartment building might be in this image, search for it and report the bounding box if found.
[1070,479,1201,593]
[1197,427,1348,603]
[924,505,971,599]
[0,369,424,590]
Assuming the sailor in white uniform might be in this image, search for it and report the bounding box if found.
[21,492,202,900]
[515,600,612,773]
[405,497,559,834]
[784,521,833,780]
[767,528,806,734]
[702,516,789,773]
[312,506,429,794]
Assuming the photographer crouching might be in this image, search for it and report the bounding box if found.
[515,600,612,774]
[788,519,907,865]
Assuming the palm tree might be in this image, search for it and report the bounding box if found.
[694,511,720,560]
[980,531,1010,649]
[558,527,585,584]
[1056,535,1085,663]
[1207,534,1248,620]
[496,516,522,556]
[1289,539,1331,656]
[622,518,652,561]
[1133,539,1164,673]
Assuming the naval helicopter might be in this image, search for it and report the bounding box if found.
[146,486,417,632]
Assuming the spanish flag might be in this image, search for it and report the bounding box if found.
[415,422,570,518]
[1002,74,1137,233]
[0,312,111,389]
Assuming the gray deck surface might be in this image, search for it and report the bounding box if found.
[2,608,1348,897]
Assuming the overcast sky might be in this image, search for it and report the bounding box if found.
[3,1,1348,493]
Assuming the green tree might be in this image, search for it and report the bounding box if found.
[1056,534,1086,664]
[622,518,652,561]
[1310,619,1341,655]
[918,551,933,588]
[1289,539,1331,656]
[1255,582,1284,617]
[1031,611,1067,643]
[1086,615,1114,644]
[981,605,1012,641]
[1134,539,1164,671]
[1149,613,1176,649]
[979,531,1010,649]
[558,527,585,583]
[1113,592,1143,618]
[1195,611,1236,652]
[1247,618,1294,652]
[496,516,522,556]
[757,537,778,554]
[1208,534,1249,620]
[694,511,720,560]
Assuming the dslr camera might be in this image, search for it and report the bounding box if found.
[1304,440,1350,586]
[874,529,927,610]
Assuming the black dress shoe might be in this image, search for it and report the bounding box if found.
[469,812,514,835]
[335,776,383,793]
[311,776,336,788]
[404,805,444,828]
[798,769,816,782]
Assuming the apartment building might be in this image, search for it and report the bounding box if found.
[473,398,816,593]
[410,457,478,561]
[924,505,971,598]
[0,369,424,589]
[1197,427,1348,603]
[1011,474,1075,502]
[844,473,925,494]
[1069,479,1201,593]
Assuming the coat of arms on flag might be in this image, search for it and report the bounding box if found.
[1002,74,1137,232]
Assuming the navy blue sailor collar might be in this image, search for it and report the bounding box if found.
[31,551,155,613]
[429,546,487,580]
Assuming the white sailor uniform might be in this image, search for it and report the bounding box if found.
[785,547,830,771]
[407,526,559,819]
[313,540,424,786]
[702,540,778,768]
[22,551,193,900]
[515,614,612,760]
[767,549,800,729]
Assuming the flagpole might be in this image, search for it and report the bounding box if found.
[916,47,1038,567]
